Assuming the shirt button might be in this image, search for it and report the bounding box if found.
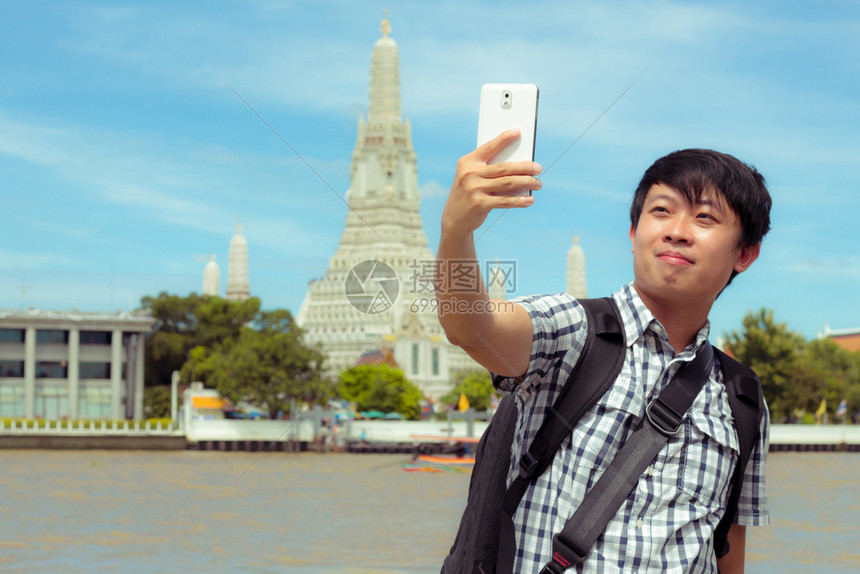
[645,466,655,477]
[635,518,644,529]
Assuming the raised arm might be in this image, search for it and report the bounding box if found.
[436,129,541,377]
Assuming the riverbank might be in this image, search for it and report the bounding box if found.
[2,421,860,452]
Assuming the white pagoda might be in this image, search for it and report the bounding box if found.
[566,236,587,299]
[296,14,478,399]
[202,254,220,296]
[226,224,250,302]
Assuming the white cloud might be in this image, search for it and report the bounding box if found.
[548,180,631,204]
[0,250,80,271]
[788,257,860,279]
[0,111,340,259]
[419,180,449,199]
[49,2,743,117]
[40,0,858,175]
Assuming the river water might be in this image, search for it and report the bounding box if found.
[0,450,857,573]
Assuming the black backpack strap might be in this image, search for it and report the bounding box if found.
[544,343,714,572]
[494,297,626,574]
[712,349,764,559]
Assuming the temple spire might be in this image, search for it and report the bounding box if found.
[381,10,391,37]
[347,11,418,205]
[566,235,587,299]
[368,11,401,122]
[202,254,220,297]
[226,222,250,302]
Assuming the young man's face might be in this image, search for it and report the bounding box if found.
[629,183,760,309]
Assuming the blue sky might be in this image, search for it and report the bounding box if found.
[2,0,858,343]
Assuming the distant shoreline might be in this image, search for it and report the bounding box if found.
[1,423,859,452]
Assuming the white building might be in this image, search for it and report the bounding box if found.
[203,254,220,297]
[226,224,250,302]
[566,235,587,299]
[296,15,479,400]
[0,309,156,420]
[200,225,250,301]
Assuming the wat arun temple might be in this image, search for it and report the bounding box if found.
[295,15,472,400]
[295,15,586,400]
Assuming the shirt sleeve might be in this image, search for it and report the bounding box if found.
[491,293,588,402]
[735,399,771,526]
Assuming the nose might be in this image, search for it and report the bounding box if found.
[663,215,693,244]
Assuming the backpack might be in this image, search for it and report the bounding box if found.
[441,297,765,573]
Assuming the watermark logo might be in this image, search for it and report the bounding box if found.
[345,260,400,314]
[346,258,518,315]
[485,260,517,294]
[409,297,517,316]
[408,259,517,294]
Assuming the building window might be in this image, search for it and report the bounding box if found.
[0,329,25,343]
[431,348,439,376]
[36,361,68,379]
[80,362,111,380]
[0,384,25,417]
[34,384,70,419]
[78,385,112,419]
[412,343,419,376]
[0,361,25,378]
[80,331,112,345]
[36,330,69,344]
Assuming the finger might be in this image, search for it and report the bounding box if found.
[485,175,543,196]
[488,193,536,209]
[473,128,521,162]
[483,160,542,178]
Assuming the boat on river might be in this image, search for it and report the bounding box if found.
[403,453,475,473]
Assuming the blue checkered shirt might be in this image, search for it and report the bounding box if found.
[492,283,770,573]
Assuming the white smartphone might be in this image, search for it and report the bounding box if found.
[477,83,539,164]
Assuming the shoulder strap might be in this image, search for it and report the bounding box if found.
[514,298,626,483]
[545,343,714,572]
[494,297,626,574]
[712,348,764,558]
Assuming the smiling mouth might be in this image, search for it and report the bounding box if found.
[658,251,693,265]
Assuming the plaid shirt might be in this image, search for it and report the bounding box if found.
[492,283,770,573]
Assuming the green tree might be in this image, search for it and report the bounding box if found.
[795,338,860,420]
[339,364,423,420]
[725,308,860,422]
[181,309,326,418]
[143,386,171,418]
[724,308,806,421]
[439,369,499,411]
[141,292,260,386]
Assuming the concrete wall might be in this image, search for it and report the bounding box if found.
[0,434,186,450]
[184,419,316,443]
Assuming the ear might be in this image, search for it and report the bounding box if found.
[733,242,760,274]
[629,223,636,252]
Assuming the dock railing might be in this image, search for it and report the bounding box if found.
[0,418,180,434]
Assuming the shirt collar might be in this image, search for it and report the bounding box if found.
[612,281,711,355]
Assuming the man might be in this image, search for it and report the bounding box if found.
[436,129,771,573]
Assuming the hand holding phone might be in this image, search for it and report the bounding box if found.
[441,86,541,233]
